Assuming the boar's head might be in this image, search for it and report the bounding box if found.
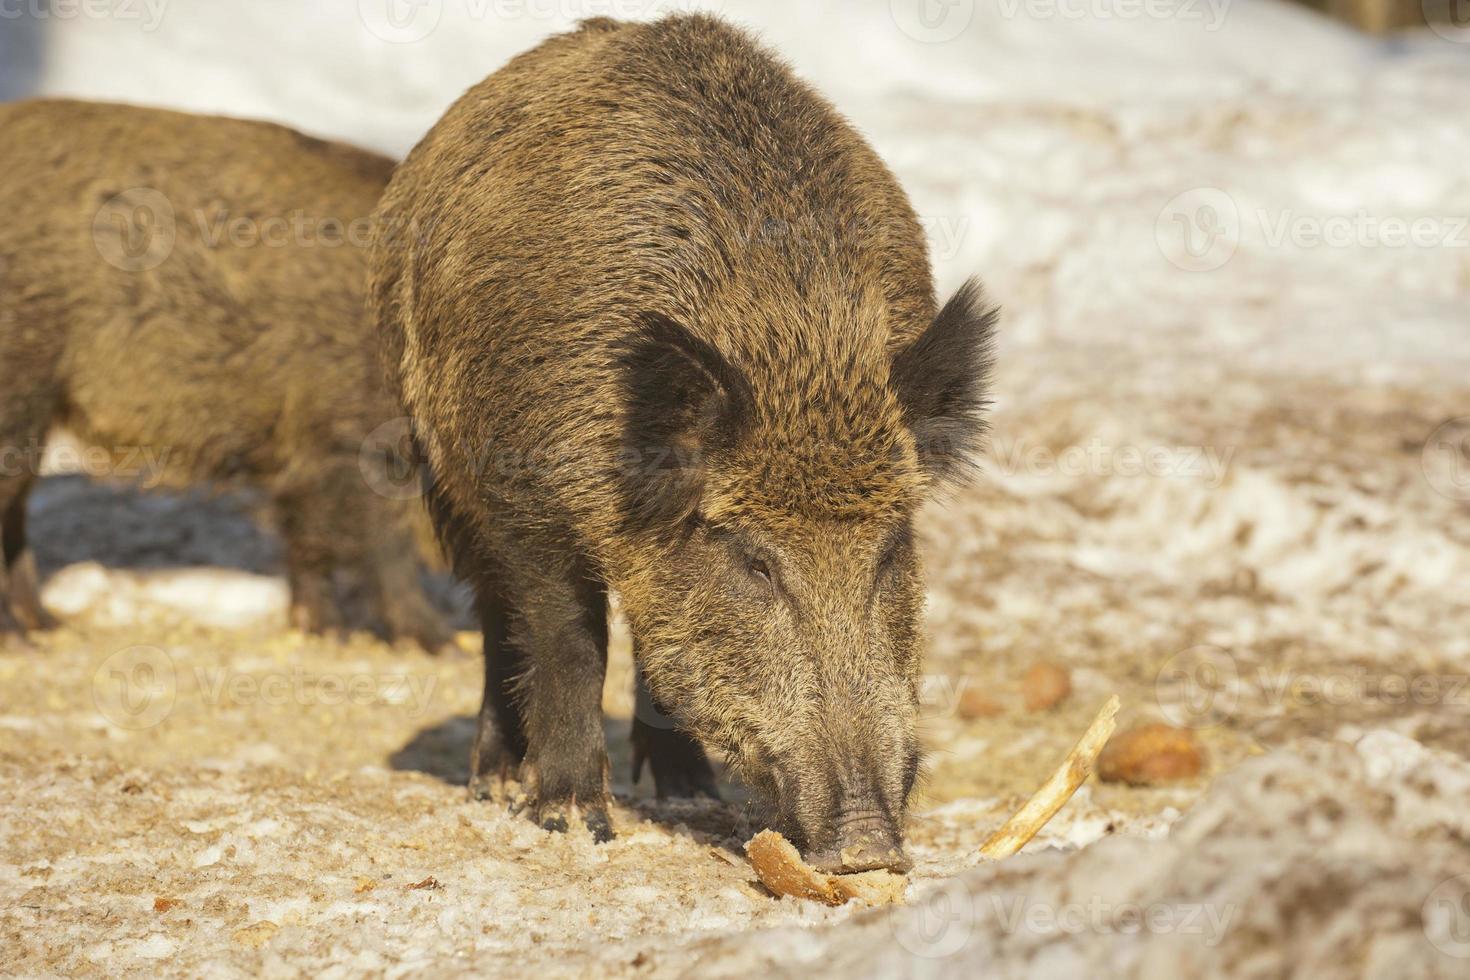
[614,280,997,872]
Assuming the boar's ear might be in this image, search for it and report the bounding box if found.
[889,279,999,487]
[617,312,753,536]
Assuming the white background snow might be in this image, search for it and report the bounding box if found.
[6,0,1468,378]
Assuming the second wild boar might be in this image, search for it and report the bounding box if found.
[0,99,451,650]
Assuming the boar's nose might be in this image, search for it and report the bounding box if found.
[804,811,911,874]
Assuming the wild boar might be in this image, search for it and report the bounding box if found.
[0,99,450,650]
[370,16,996,867]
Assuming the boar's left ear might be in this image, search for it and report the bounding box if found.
[616,312,754,536]
[889,279,999,486]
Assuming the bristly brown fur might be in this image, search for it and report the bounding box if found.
[371,15,999,858]
[0,99,450,649]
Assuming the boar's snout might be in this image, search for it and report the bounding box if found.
[804,810,910,874]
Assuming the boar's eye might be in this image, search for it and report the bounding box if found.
[747,556,772,585]
[738,549,778,596]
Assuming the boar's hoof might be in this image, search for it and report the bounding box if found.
[468,770,516,803]
[631,719,721,800]
[513,794,614,843]
[582,806,614,844]
[506,764,615,842]
[468,735,521,803]
[289,597,347,639]
[0,602,21,634]
[0,604,32,644]
[7,553,57,631]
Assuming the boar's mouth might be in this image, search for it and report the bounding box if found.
[740,751,912,874]
[801,812,911,875]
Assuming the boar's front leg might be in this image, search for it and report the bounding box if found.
[2,475,56,633]
[276,483,349,637]
[364,531,453,653]
[480,560,613,842]
[282,540,346,637]
[468,588,528,800]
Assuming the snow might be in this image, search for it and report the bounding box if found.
[12,2,1469,383]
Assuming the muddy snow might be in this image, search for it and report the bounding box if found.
[3,0,1469,976]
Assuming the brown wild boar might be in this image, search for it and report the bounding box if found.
[371,16,996,867]
[0,99,450,650]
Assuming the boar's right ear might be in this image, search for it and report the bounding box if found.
[889,279,999,487]
[616,312,753,536]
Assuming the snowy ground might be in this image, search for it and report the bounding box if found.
[3,0,1470,976]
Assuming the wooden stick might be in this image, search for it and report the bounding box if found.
[977,694,1121,861]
